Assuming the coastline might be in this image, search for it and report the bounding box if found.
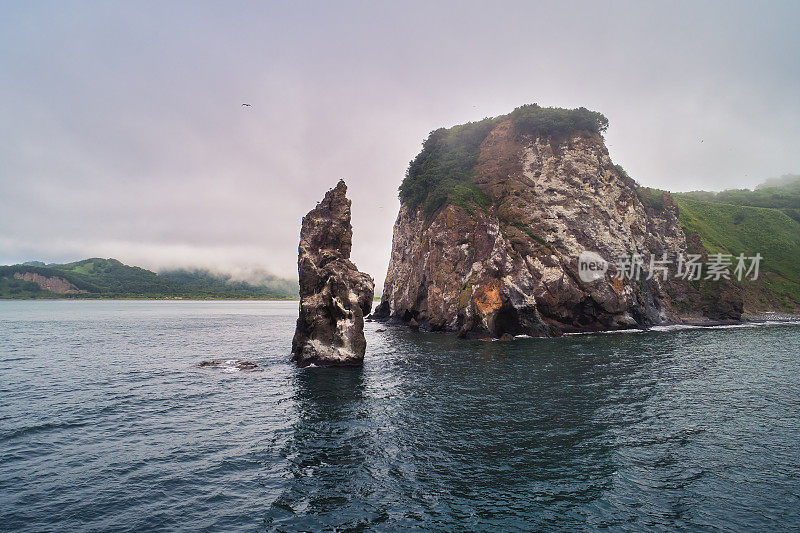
[370,311,800,339]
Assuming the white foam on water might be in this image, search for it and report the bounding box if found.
[564,329,645,336]
[649,324,704,332]
[560,319,800,338]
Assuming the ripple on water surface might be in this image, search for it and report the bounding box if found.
[1,300,799,531]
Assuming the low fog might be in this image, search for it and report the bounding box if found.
[1,1,798,288]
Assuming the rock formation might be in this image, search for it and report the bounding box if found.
[199,359,260,372]
[292,180,375,366]
[12,272,85,294]
[374,106,743,337]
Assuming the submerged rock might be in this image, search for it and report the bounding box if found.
[199,359,260,372]
[291,180,375,367]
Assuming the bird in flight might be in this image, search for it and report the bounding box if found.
[241,103,252,107]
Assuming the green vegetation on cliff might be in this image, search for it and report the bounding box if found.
[636,186,669,212]
[399,104,609,217]
[509,104,608,138]
[0,258,299,299]
[399,117,497,216]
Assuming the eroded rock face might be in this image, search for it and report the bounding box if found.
[292,180,375,366]
[375,118,737,337]
[13,272,84,294]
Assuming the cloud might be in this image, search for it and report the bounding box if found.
[1,0,798,290]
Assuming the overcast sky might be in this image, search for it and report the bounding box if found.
[1,1,798,286]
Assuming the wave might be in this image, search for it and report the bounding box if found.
[1,420,89,442]
[559,319,800,338]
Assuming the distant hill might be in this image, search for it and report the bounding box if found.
[674,196,800,307]
[755,174,800,190]
[159,267,300,298]
[666,176,800,308]
[681,174,800,223]
[0,258,299,299]
[621,176,800,310]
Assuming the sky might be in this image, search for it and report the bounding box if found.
[1,0,799,287]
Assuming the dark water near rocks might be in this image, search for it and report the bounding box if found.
[1,301,799,532]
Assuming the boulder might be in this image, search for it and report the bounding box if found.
[199,360,260,372]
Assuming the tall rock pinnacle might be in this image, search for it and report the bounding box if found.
[291,180,375,366]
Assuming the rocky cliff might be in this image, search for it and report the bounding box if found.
[374,105,743,337]
[292,180,375,366]
[13,272,84,294]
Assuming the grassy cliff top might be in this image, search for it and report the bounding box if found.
[399,104,609,217]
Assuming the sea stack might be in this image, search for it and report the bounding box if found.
[292,180,374,367]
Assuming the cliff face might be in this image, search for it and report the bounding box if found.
[292,180,375,366]
[375,115,737,337]
[13,272,84,294]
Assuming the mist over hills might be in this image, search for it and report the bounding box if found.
[2,174,798,308]
[682,174,800,223]
[0,258,298,299]
[756,174,800,190]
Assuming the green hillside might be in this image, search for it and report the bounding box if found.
[0,277,49,298]
[674,178,800,307]
[159,268,300,298]
[53,258,177,295]
[675,197,800,281]
[682,174,800,223]
[0,258,299,299]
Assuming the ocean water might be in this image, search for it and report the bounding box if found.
[1,301,799,532]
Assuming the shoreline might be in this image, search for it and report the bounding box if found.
[558,316,800,337]
[369,312,800,340]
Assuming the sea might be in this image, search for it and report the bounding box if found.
[1,300,799,531]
